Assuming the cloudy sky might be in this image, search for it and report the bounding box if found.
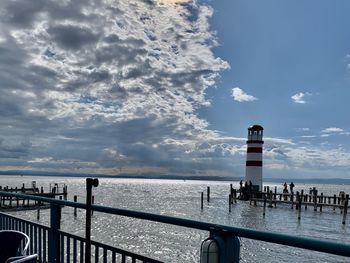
[0,0,349,179]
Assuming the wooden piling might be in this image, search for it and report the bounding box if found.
[342,199,348,225]
[333,194,336,211]
[37,201,40,220]
[201,192,204,210]
[296,192,299,210]
[229,194,232,212]
[320,193,323,212]
[74,195,78,217]
[263,194,267,217]
[305,194,308,210]
[313,192,317,212]
[207,186,210,203]
[298,195,302,220]
[274,187,277,207]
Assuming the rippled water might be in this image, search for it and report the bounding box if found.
[1,176,350,262]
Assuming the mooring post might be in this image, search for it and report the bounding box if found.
[341,194,345,214]
[229,194,232,212]
[320,193,323,212]
[64,185,68,200]
[333,194,336,211]
[296,192,299,210]
[48,203,61,263]
[85,178,99,263]
[74,195,78,217]
[274,186,277,208]
[37,201,40,220]
[201,192,204,210]
[305,194,308,210]
[342,199,348,225]
[207,186,210,203]
[230,184,233,197]
[314,191,318,212]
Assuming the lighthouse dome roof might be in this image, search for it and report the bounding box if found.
[248,124,264,131]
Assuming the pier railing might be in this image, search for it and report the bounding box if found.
[0,191,350,262]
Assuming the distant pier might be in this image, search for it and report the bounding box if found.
[201,185,350,225]
[0,181,67,211]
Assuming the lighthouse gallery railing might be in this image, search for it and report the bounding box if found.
[0,191,350,262]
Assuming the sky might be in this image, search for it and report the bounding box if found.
[0,0,350,179]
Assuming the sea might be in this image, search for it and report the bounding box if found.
[0,175,349,263]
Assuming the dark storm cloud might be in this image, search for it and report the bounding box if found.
[47,24,100,50]
[0,0,45,27]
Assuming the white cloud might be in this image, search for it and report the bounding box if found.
[320,127,349,137]
[291,92,311,104]
[231,87,258,102]
[321,127,344,133]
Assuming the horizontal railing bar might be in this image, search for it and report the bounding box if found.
[1,191,350,257]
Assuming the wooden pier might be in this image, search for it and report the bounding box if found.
[0,181,67,211]
[201,185,350,225]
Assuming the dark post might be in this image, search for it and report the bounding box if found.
[201,192,204,210]
[48,204,61,262]
[207,186,210,202]
[229,194,232,212]
[314,191,317,212]
[37,201,40,220]
[320,193,323,212]
[342,199,348,225]
[305,194,308,210]
[74,195,78,217]
[333,194,336,211]
[290,192,294,209]
[85,178,99,263]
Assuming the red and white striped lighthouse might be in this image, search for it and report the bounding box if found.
[245,125,264,191]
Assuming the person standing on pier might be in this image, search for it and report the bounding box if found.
[289,182,295,193]
[283,182,288,193]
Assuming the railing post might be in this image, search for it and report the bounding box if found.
[49,203,61,263]
[200,229,240,263]
[85,178,99,263]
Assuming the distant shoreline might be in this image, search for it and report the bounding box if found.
[0,170,350,185]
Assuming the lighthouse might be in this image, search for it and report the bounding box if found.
[245,125,264,191]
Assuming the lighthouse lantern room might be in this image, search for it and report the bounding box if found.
[245,125,264,191]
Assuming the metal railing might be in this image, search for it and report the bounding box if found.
[0,189,350,262]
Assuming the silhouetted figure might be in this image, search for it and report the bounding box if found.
[289,182,295,193]
[283,182,288,193]
[239,180,243,189]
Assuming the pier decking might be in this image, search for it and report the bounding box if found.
[0,182,67,211]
